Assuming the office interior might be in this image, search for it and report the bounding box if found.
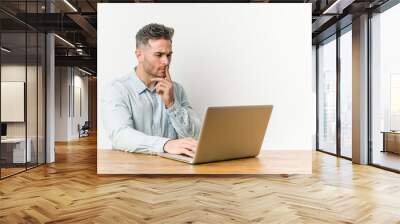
[0,0,400,222]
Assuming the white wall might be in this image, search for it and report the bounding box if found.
[55,67,68,141]
[72,72,89,138]
[98,3,313,150]
[55,67,89,141]
[1,76,25,123]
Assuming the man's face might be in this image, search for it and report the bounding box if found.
[136,38,173,78]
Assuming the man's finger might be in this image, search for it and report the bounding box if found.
[157,82,169,89]
[156,88,163,95]
[181,148,195,158]
[156,85,169,96]
[156,88,166,96]
[181,143,197,151]
[151,78,170,83]
[182,140,197,149]
[155,83,165,92]
[150,78,171,83]
[151,78,164,85]
[165,66,172,81]
[185,138,198,145]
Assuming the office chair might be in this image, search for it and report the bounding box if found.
[79,121,90,138]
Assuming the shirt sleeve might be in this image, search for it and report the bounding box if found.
[101,82,169,154]
[166,83,202,139]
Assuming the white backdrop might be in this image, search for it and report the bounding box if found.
[98,3,314,150]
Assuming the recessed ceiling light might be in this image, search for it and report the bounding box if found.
[54,34,75,48]
[322,0,354,15]
[1,47,11,53]
[78,67,93,76]
[63,0,78,12]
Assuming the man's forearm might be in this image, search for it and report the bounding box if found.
[111,127,170,154]
[167,102,201,139]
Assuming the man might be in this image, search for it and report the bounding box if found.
[102,23,201,157]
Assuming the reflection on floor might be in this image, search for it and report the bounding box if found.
[373,150,400,171]
[341,148,352,158]
[0,163,40,178]
[0,167,25,177]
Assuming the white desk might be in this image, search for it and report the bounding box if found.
[1,138,31,163]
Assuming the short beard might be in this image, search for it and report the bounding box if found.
[142,63,157,78]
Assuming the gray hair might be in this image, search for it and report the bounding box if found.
[136,23,174,48]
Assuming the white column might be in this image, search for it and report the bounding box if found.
[46,33,55,163]
[352,14,369,164]
[45,1,56,163]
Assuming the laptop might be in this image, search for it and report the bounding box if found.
[158,105,273,164]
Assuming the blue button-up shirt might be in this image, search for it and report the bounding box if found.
[101,70,201,154]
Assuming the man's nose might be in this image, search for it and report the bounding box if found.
[161,56,170,65]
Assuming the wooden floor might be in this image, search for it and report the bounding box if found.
[373,150,400,171]
[1,163,45,178]
[0,167,26,178]
[1,135,400,223]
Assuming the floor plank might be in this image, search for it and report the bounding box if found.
[1,134,400,223]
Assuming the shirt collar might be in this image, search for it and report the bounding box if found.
[131,68,155,95]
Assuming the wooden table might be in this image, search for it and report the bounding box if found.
[381,131,400,154]
[97,150,312,175]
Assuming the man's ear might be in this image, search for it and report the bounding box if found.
[135,48,144,62]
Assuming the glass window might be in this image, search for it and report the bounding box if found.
[339,28,352,158]
[27,31,38,169]
[0,1,46,179]
[38,32,46,165]
[371,3,400,171]
[318,36,337,154]
[1,31,28,178]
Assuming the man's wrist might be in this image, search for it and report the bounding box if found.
[165,100,174,109]
[163,139,170,152]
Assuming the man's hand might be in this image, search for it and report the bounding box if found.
[163,138,198,158]
[151,66,174,108]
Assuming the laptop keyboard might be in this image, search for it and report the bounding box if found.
[159,152,193,163]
